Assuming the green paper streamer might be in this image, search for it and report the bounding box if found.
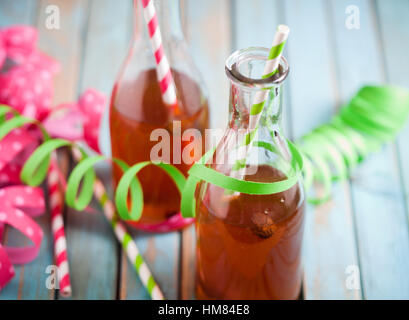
[21,139,70,186]
[114,161,186,221]
[1,84,407,221]
[180,141,303,218]
[66,155,105,210]
[298,85,409,203]
[0,106,49,141]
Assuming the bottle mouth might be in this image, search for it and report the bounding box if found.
[225,47,289,90]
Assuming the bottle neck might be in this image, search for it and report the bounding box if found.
[225,47,288,135]
[133,0,184,42]
[228,81,284,133]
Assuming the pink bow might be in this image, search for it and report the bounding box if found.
[0,25,59,121]
[43,89,106,153]
[0,25,37,68]
[0,186,45,290]
[0,25,107,290]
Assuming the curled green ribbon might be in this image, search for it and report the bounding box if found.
[21,139,70,186]
[0,106,51,187]
[66,155,107,211]
[115,161,186,221]
[181,141,304,218]
[0,105,49,141]
[298,85,409,203]
[18,136,185,221]
[3,84,409,222]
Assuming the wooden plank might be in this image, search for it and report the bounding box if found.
[178,0,232,300]
[78,0,132,95]
[0,0,56,300]
[120,229,181,300]
[347,0,409,299]
[68,162,122,300]
[376,0,409,217]
[330,0,409,299]
[180,225,195,300]
[15,0,122,301]
[64,166,119,300]
[36,0,90,105]
[332,0,409,299]
[184,0,231,131]
[0,0,37,27]
[57,0,123,300]
[77,0,182,300]
[376,0,409,88]
[36,0,92,300]
[232,0,279,49]
[283,0,361,299]
[78,0,133,157]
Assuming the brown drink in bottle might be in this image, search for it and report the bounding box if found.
[109,0,209,229]
[195,48,305,299]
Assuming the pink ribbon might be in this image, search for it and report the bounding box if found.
[0,26,59,121]
[0,25,106,290]
[0,25,37,68]
[0,186,45,289]
[43,89,105,153]
[0,23,194,291]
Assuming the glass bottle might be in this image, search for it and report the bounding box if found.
[110,0,209,230]
[195,47,305,299]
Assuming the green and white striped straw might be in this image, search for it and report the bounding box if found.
[249,24,289,133]
[71,148,164,300]
[236,25,290,170]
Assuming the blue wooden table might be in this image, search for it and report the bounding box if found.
[1,0,409,300]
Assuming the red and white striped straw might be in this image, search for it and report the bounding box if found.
[48,153,71,297]
[140,0,178,109]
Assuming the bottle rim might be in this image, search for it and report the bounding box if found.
[225,46,289,90]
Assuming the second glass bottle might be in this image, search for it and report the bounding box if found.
[110,0,209,230]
